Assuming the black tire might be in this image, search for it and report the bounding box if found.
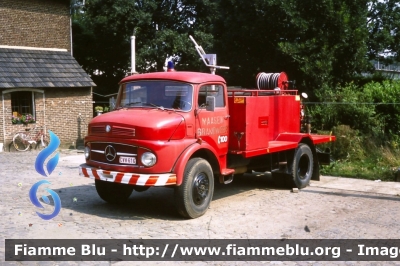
[291,143,313,189]
[95,179,134,204]
[13,133,29,151]
[174,158,214,219]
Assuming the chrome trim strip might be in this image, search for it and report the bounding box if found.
[89,141,138,148]
[91,151,136,156]
[117,152,137,156]
[90,160,139,167]
[88,141,151,152]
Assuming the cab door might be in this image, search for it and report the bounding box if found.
[195,83,229,156]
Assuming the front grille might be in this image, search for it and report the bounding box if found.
[91,126,105,134]
[112,126,135,137]
[90,142,138,165]
[90,125,135,138]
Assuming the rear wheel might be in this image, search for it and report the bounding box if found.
[95,179,134,204]
[291,144,313,189]
[13,133,29,151]
[175,158,214,219]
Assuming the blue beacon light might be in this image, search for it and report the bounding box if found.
[167,61,175,72]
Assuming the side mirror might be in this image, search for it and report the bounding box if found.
[206,96,215,112]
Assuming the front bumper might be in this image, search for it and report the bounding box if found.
[79,164,177,186]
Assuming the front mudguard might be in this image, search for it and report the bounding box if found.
[172,141,220,186]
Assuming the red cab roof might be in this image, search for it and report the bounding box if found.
[120,71,226,84]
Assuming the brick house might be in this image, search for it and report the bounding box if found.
[0,0,95,150]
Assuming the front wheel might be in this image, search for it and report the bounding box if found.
[13,133,30,151]
[291,143,314,189]
[174,158,214,219]
[95,179,134,204]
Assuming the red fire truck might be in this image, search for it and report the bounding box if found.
[79,37,335,218]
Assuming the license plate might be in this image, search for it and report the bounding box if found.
[119,156,136,164]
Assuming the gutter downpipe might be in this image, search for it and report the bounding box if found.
[2,94,5,147]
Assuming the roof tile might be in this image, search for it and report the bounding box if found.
[0,47,96,88]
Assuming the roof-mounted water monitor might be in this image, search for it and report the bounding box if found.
[189,35,229,75]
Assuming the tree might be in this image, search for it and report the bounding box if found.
[213,0,290,87]
[367,0,400,62]
[214,0,371,93]
[73,0,393,96]
[72,0,140,94]
[72,0,217,94]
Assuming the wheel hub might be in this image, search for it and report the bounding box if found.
[298,154,310,180]
[192,173,209,205]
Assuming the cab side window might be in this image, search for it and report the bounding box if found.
[198,85,224,108]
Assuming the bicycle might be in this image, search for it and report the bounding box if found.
[12,125,49,152]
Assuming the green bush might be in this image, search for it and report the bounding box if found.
[310,80,400,144]
[310,80,400,180]
[363,80,400,145]
[330,125,365,161]
[310,83,377,133]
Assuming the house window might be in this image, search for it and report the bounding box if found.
[11,90,35,117]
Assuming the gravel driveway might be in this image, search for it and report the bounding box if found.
[1,149,400,266]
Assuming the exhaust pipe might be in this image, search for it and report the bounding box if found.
[131,35,136,75]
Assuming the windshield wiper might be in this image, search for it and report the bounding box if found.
[147,103,164,110]
[122,102,168,110]
[122,101,142,107]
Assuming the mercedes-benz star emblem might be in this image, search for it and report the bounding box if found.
[105,125,111,132]
[105,145,116,162]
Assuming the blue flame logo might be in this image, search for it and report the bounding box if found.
[35,131,60,177]
[30,130,62,220]
[29,180,61,220]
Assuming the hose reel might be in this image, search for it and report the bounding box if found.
[256,72,289,90]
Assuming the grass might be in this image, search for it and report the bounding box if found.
[317,125,400,181]
[321,158,399,181]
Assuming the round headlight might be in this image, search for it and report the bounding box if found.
[84,146,90,159]
[141,152,156,167]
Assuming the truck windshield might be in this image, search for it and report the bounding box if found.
[117,81,193,111]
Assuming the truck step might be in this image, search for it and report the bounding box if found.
[220,174,234,184]
[221,168,235,175]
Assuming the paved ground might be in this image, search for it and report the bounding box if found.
[1,149,400,266]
